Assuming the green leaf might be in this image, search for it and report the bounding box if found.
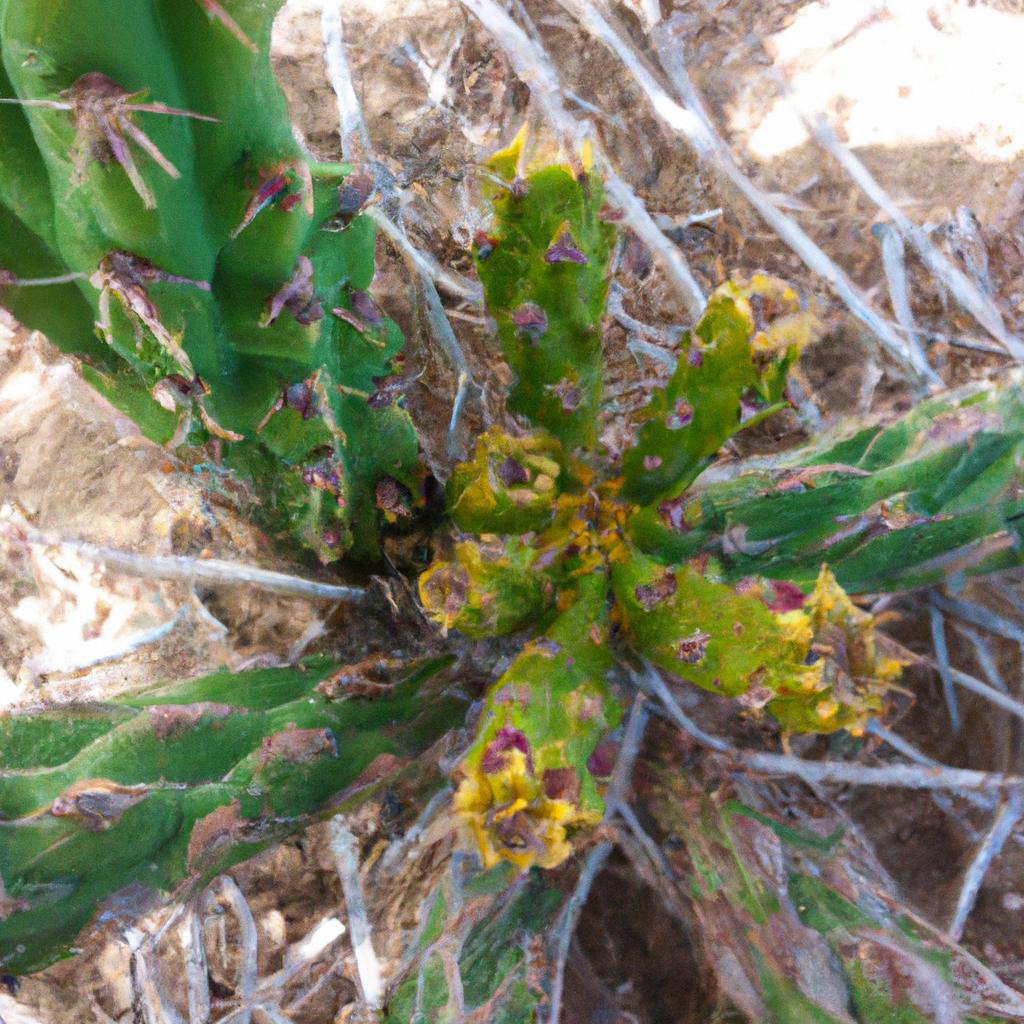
[622,276,817,505]
[476,144,616,452]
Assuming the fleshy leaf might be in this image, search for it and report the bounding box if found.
[633,370,1024,593]
[621,275,818,505]
[446,427,564,535]
[418,535,560,638]
[0,656,462,974]
[0,0,419,561]
[475,139,617,451]
[613,551,901,734]
[452,574,620,871]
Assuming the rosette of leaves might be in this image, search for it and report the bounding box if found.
[420,151,900,872]
[0,0,419,561]
[0,655,463,975]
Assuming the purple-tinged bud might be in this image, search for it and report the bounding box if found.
[676,629,712,664]
[481,727,534,774]
[665,399,694,430]
[544,232,588,265]
[511,302,548,341]
[767,580,806,613]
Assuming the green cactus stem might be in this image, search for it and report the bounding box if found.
[0,655,462,975]
[474,129,616,454]
[452,573,620,871]
[621,274,818,506]
[631,368,1024,594]
[0,0,419,561]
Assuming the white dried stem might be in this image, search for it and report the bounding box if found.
[949,788,1024,942]
[366,201,483,305]
[378,784,453,875]
[545,842,612,1024]
[875,222,930,380]
[925,656,1024,727]
[929,602,962,734]
[185,897,212,1024]
[0,271,89,287]
[321,5,371,163]
[638,662,1024,794]
[218,876,259,1024]
[602,172,706,319]
[418,269,476,459]
[955,623,1010,695]
[931,591,1024,645]
[330,818,384,1010]
[128,933,186,1024]
[792,103,1024,360]
[545,0,937,386]
[0,513,365,603]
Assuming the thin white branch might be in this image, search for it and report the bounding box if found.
[418,269,476,459]
[330,818,384,1010]
[319,9,481,454]
[128,930,186,1024]
[602,173,706,320]
[378,784,453,875]
[321,5,371,163]
[638,662,1024,793]
[948,788,1024,942]
[363,208,480,458]
[185,897,212,1024]
[547,0,938,387]
[929,602,962,735]
[253,1006,294,1024]
[547,693,649,1024]
[875,223,928,377]
[0,514,366,603]
[927,656,1024,727]
[931,591,1024,645]
[219,876,259,1024]
[365,205,483,305]
[546,842,611,1024]
[21,612,181,683]
[792,103,1024,360]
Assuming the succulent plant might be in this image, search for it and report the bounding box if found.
[632,367,1024,594]
[415,137,922,876]
[0,0,419,561]
[0,655,464,975]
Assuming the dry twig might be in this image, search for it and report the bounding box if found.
[538,0,938,386]
[330,818,385,1010]
[948,788,1024,942]
[638,662,1024,794]
[0,512,365,603]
